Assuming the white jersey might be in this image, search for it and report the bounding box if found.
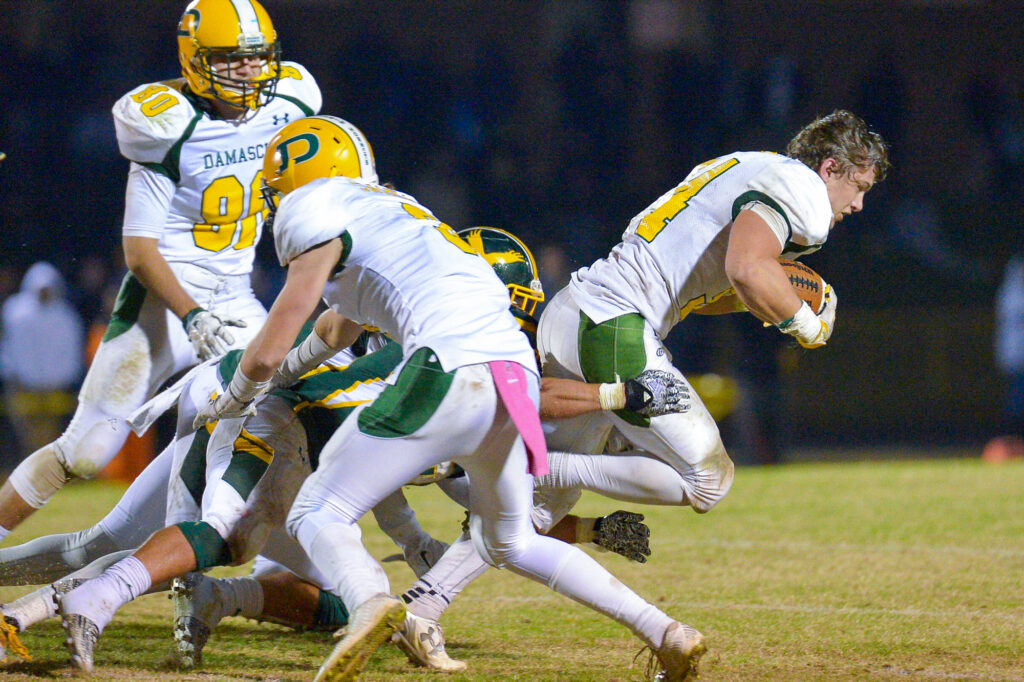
[571,152,833,339]
[112,62,322,277]
[273,178,538,375]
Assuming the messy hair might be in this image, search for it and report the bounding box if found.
[786,110,890,182]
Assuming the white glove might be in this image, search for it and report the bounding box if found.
[625,369,691,417]
[192,367,268,430]
[818,283,837,337]
[598,370,691,417]
[776,283,838,349]
[183,308,247,361]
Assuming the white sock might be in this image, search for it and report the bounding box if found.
[402,532,487,621]
[0,526,10,542]
[59,555,152,632]
[2,585,57,630]
[215,576,265,619]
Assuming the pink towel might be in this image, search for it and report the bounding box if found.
[488,360,549,476]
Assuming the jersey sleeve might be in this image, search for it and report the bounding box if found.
[122,162,176,239]
[274,62,322,115]
[742,160,832,250]
[273,179,348,266]
[111,80,200,175]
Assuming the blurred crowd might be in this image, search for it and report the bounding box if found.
[3,0,1024,462]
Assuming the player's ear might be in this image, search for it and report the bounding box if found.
[818,158,840,181]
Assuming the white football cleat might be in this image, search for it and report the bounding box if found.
[393,611,466,672]
[171,572,230,668]
[650,621,706,682]
[313,593,405,682]
[60,612,100,673]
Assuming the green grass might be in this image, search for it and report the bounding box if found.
[3,456,1024,680]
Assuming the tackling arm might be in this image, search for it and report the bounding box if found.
[193,239,341,428]
[239,239,342,382]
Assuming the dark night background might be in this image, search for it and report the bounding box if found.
[3,0,1022,460]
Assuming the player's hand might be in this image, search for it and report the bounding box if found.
[795,283,837,349]
[184,308,247,361]
[593,510,652,563]
[191,390,257,431]
[191,368,268,430]
[624,369,691,417]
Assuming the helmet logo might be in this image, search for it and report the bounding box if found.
[275,133,319,176]
[464,230,526,267]
[177,8,200,37]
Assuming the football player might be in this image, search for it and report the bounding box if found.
[184,115,706,682]
[0,0,321,542]
[531,111,889,550]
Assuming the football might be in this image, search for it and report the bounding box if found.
[779,259,826,313]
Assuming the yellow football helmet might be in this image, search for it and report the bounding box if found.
[177,0,281,111]
[458,227,545,316]
[261,115,378,213]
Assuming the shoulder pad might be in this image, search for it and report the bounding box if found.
[746,159,832,248]
[112,79,198,165]
[275,61,322,115]
[273,177,347,266]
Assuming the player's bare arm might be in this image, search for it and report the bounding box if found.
[724,210,802,325]
[239,239,343,382]
[123,235,200,319]
[540,373,689,420]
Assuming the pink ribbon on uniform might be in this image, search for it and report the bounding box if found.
[488,360,549,476]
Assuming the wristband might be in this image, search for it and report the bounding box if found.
[598,382,627,411]
[275,327,335,388]
[227,366,270,405]
[182,307,205,330]
[775,301,825,346]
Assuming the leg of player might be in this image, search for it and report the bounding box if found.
[291,363,703,681]
[537,289,735,515]
[59,397,309,671]
[0,442,173,586]
[371,488,450,578]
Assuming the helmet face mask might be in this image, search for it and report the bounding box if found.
[458,227,545,316]
[261,115,378,222]
[178,0,281,112]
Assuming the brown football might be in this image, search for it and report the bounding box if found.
[779,259,825,313]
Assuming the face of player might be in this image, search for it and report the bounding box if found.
[209,53,266,86]
[820,160,877,227]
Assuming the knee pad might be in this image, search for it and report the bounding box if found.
[7,444,69,508]
[176,521,232,570]
[688,445,735,513]
[468,514,531,570]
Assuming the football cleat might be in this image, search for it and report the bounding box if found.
[593,510,652,563]
[170,572,228,668]
[313,593,405,682]
[61,613,100,673]
[392,611,466,672]
[637,621,706,682]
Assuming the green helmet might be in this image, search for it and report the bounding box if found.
[458,227,545,316]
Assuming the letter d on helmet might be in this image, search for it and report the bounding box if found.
[262,115,378,204]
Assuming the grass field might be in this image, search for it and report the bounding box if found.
[2,454,1023,681]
